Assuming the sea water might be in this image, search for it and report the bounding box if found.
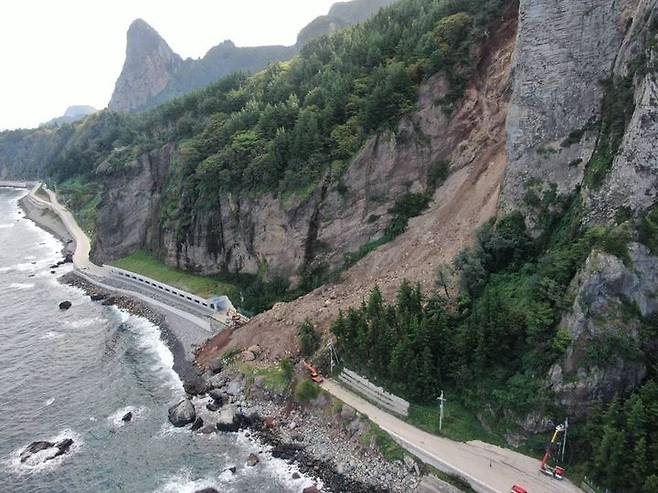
[0,187,311,492]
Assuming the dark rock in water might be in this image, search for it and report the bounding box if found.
[246,453,259,467]
[63,253,73,263]
[20,438,74,464]
[22,441,54,460]
[199,425,215,434]
[122,412,133,422]
[292,472,301,479]
[50,270,56,274]
[168,399,196,427]
[303,486,321,493]
[206,401,222,412]
[191,417,204,431]
[58,301,72,310]
[226,465,237,474]
[194,489,219,493]
[207,389,225,404]
[90,293,106,301]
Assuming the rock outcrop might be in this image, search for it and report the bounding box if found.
[586,1,658,222]
[95,72,459,278]
[108,19,183,113]
[549,243,658,418]
[501,0,639,218]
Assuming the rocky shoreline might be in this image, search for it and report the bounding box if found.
[177,363,422,493]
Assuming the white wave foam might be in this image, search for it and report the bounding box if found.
[107,405,146,429]
[9,282,34,290]
[0,223,15,229]
[66,317,102,329]
[40,331,64,340]
[155,468,220,493]
[4,429,82,475]
[44,398,55,407]
[234,431,321,490]
[112,307,184,394]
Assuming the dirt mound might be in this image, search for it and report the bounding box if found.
[197,9,518,366]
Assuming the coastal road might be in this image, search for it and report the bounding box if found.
[321,379,584,493]
[26,185,213,336]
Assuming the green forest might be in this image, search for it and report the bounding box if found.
[2,0,507,243]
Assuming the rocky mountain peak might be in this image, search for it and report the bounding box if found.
[108,19,182,112]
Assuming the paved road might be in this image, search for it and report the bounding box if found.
[321,379,584,493]
[28,185,213,334]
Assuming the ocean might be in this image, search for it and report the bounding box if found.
[0,187,311,492]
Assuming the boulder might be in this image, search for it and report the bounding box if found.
[247,345,261,355]
[194,489,219,493]
[292,472,301,479]
[242,350,256,362]
[58,301,72,310]
[340,405,356,420]
[208,389,225,404]
[303,486,321,493]
[191,417,204,431]
[206,401,222,412]
[121,411,133,422]
[226,380,243,396]
[168,399,196,427]
[225,465,237,474]
[199,425,216,434]
[216,406,239,432]
[208,358,223,374]
[263,416,276,429]
[183,378,208,396]
[246,453,259,467]
[90,293,106,302]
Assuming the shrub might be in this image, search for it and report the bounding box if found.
[295,379,320,402]
[298,319,321,357]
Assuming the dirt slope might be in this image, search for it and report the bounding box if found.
[197,9,517,366]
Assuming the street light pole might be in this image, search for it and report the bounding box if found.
[438,390,446,432]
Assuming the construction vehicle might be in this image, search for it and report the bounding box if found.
[303,360,323,384]
[540,420,568,480]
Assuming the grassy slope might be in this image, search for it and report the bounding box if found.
[112,250,238,299]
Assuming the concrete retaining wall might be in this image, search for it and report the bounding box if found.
[339,368,410,417]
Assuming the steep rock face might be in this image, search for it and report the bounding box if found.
[501,0,638,215]
[549,243,658,419]
[108,19,183,112]
[586,0,658,222]
[94,144,174,262]
[96,75,453,278]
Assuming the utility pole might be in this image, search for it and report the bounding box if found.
[438,390,446,432]
[561,417,568,462]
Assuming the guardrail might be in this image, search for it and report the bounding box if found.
[0,180,39,189]
[107,266,215,313]
[338,368,410,417]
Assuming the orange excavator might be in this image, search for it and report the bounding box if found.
[540,420,568,480]
[303,360,323,384]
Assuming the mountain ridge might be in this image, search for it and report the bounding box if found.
[109,0,397,113]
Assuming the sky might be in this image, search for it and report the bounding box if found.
[0,0,338,130]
